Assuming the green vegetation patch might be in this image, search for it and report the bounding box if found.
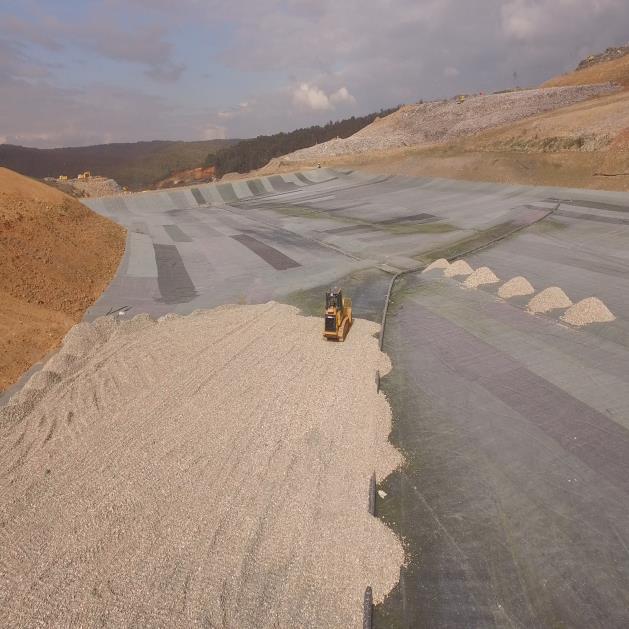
[383,222,457,235]
[416,221,519,263]
[267,205,331,220]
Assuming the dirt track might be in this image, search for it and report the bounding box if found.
[0,303,402,627]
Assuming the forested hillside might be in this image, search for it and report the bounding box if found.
[207,108,398,176]
[0,140,238,190]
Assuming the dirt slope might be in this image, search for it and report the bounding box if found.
[282,84,617,161]
[155,165,216,189]
[0,167,125,391]
[269,81,628,191]
[543,53,629,89]
[0,304,403,627]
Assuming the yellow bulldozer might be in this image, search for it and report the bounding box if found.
[323,288,352,341]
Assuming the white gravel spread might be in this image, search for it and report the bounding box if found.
[0,303,403,628]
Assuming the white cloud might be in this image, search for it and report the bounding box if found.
[202,124,227,140]
[217,101,252,120]
[501,1,544,40]
[292,84,356,111]
[500,0,623,42]
[1,12,185,83]
[3,0,629,145]
[329,86,356,105]
[292,83,332,110]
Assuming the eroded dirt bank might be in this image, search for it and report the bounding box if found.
[0,167,125,391]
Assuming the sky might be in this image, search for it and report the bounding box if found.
[0,0,627,148]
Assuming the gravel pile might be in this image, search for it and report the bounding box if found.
[69,176,122,197]
[577,45,629,70]
[498,276,535,299]
[422,258,450,273]
[444,259,474,277]
[561,297,616,326]
[0,303,403,628]
[463,266,500,288]
[527,287,573,314]
[283,84,618,161]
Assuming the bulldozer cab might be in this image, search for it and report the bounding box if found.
[323,288,352,341]
[325,289,343,311]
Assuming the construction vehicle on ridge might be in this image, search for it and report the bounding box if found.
[323,288,352,341]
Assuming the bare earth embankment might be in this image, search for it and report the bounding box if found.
[0,303,403,628]
[281,84,617,161]
[260,55,629,191]
[0,168,125,391]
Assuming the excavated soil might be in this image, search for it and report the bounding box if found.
[0,167,125,391]
[0,303,403,628]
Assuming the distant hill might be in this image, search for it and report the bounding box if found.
[207,109,399,177]
[543,46,629,89]
[0,139,238,191]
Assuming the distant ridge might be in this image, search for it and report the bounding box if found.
[0,139,237,191]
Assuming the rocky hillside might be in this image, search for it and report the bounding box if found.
[544,47,629,89]
[282,84,617,161]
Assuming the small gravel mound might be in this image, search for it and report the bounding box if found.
[423,258,450,273]
[527,287,573,313]
[561,297,616,326]
[498,276,535,299]
[444,259,473,277]
[463,266,500,288]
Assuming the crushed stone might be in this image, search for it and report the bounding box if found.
[444,259,474,277]
[527,287,573,313]
[0,302,403,628]
[498,276,535,299]
[561,297,616,326]
[422,258,450,273]
[463,266,500,288]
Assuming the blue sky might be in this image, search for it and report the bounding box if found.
[1,0,627,147]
